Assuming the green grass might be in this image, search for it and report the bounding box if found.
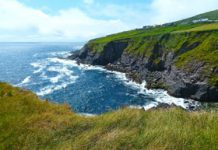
[209,74,218,86]
[89,24,202,46]
[174,23,218,33]
[1,82,218,149]
[174,31,218,85]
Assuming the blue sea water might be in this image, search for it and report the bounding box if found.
[0,42,195,114]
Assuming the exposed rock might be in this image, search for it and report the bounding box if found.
[68,37,218,102]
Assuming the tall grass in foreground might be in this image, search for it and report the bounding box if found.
[0,82,218,150]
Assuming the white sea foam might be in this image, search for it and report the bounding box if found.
[101,69,199,110]
[49,75,63,83]
[22,76,31,84]
[47,66,73,76]
[37,73,78,96]
[37,71,78,96]
[56,59,200,110]
[34,68,43,74]
[31,54,79,86]
[143,102,158,111]
[47,66,78,83]
[31,62,41,68]
[39,72,48,79]
[37,83,68,96]
[63,59,195,108]
[80,64,106,71]
[31,61,48,74]
[17,76,31,86]
[30,55,79,96]
[48,57,108,73]
[49,51,71,58]
[129,105,143,109]
[34,54,199,110]
[50,51,67,56]
[48,58,76,66]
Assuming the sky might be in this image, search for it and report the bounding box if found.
[0,0,218,42]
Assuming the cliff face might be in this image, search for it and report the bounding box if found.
[69,30,218,102]
[73,41,129,65]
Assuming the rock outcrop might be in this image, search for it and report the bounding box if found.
[69,32,218,102]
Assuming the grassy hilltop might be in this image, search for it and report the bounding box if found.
[85,10,218,86]
[89,10,218,45]
[1,82,218,149]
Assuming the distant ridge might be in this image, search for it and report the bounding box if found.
[175,9,218,25]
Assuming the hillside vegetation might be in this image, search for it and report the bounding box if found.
[89,10,218,46]
[1,82,218,149]
[83,10,218,88]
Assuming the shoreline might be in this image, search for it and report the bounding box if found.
[67,57,201,112]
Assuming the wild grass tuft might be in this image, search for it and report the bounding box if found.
[0,83,218,149]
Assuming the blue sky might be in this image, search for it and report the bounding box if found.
[17,0,152,15]
[0,0,218,42]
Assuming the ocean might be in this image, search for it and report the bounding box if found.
[0,42,197,114]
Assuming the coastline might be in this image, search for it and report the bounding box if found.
[68,25,218,102]
[65,57,201,111]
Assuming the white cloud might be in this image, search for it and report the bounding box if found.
[87,4,150,28]
[149,0,218,24]
[0,0,217,42]
[0,0,128,42]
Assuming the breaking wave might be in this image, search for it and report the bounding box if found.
[66,59,200,110]
[29,52,79,96]
[17,76,31,86]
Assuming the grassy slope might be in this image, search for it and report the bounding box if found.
[89,8,218,45]
[174,23,218,32]
[89,22,218,53]
[88,10,218,53]
[87,10,218,54]
[1,82,218,150]
[89,23,203,45]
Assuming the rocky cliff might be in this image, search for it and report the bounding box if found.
[69,10,218,102]
[69,29,218,102]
